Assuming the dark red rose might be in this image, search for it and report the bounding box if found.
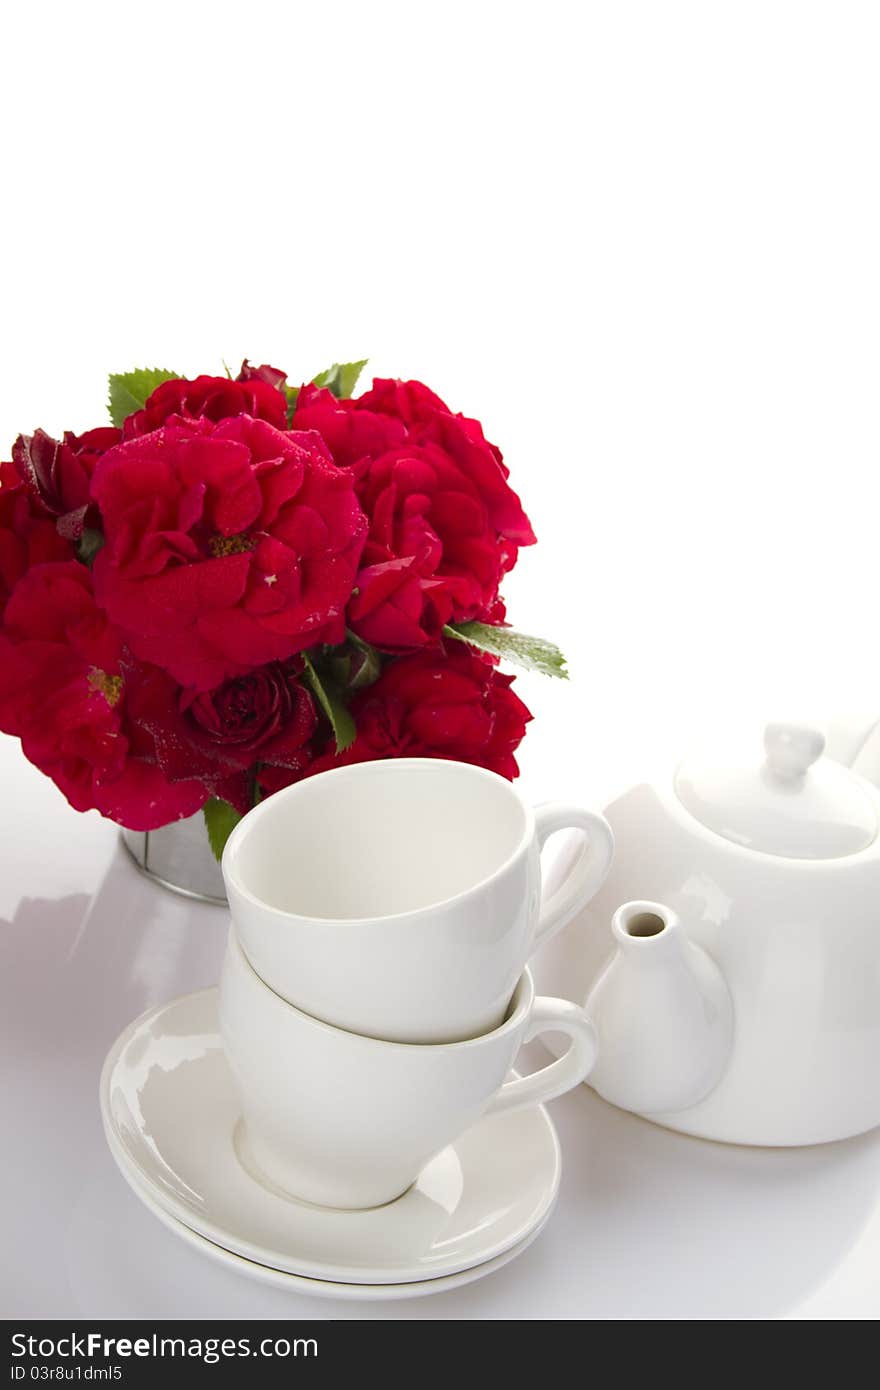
[122,374,288,438]
[126,658,318,814]
[292,379,535,651]
[12,427,121,539]
[91,416,368,690]
[0,561,206,828]
[0,461,72,617]
[252,761,308,800]
[185,661,314,763]
[309,642,532,781]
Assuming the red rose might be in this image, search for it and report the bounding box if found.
[0,561,206,829]
[236,360,289,392]
[310,642,532,781]
[0,462,72,617]
[12,426,121,539]
[354,378,456,428]
[126,658,318,814]
[122,373,288,438]
[292,379,535,651]
[252,761,311,800]
[91,416,368,690]
[292,386,408,471]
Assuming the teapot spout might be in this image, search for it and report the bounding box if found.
[585,901,734,1116]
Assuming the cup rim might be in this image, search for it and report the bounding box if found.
[221,758,536,926]
[228,928,536,1051]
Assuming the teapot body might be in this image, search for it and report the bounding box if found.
[536,776,880,1145]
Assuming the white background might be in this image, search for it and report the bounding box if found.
[2,0,879,801]
[2,0,880,1321]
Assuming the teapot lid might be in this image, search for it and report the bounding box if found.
[674,721,878,859]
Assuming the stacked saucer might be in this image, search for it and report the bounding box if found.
[100,990,561,1300]
[101,759,612,1298]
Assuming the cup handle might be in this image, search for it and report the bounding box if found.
[483,996,598,1117]
[532,804,614,951]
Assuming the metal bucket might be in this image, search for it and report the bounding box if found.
[120,812,227,904]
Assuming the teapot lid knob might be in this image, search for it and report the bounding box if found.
[676,720,878,858]
[763,722,826,781]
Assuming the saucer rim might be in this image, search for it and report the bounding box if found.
[116,1161,556,1302]
[99,987,562,1286]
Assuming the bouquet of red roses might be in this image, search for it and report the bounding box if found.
[0,360,566,858]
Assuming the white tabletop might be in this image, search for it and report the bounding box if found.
[2,733,879,1322]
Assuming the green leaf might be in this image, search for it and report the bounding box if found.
[311,359,368,399]
[302,653,357,752]
[284,383,300,425]
[76,528,104,567]
[203,797,243,862]
[444,622,569,679]
[345,631,382,689]
[324,632,382,693]
[328,653,352,688]
[107,367,179,427]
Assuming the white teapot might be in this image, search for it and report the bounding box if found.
[825,710,880,787]
[535,721,880,1146]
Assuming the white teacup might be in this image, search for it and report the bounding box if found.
[219,928,597,1209]
[222,757,613,1043]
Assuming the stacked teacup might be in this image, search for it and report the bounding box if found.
[219,758,613,1212]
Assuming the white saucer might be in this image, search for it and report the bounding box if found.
[100,989,561,1288]
[121,1163,554,1301]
